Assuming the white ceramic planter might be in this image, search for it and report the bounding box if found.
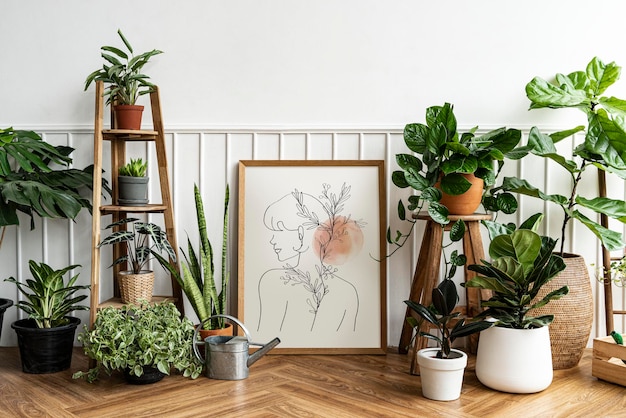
[417,348,467,401]
[475,326,553,393]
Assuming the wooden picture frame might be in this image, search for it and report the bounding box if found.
[238,160,387,354]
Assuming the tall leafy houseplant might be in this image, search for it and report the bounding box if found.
[492,57,626,254]
[157,184,230,330]
[84,29,162,106]
[465,229,569,393]
[388,103,522,255]
[0,128,99,245]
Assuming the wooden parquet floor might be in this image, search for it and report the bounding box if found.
[0,347,624,417]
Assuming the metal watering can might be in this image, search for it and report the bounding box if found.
[192,314,280,380]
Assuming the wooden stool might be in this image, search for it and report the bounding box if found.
[399,212,492,375]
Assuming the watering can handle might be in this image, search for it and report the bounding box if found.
[192,314,253,361]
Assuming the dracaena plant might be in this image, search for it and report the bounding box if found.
[4,261,89,328]
[387,103,522,256]
[466,229,569,329]
[156,184,230,330]
[0,128,101,239]
[98,218,176,274]
[489,57,626,254]
[84,29,163,105]
[404,278,493,359]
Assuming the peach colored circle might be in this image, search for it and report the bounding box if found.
[313,216,364,265]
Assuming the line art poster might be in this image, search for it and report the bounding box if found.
[238,161,386,353]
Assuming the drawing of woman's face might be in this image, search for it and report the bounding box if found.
[269,222,304,261]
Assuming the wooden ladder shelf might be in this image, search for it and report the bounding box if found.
[89,80,183,327]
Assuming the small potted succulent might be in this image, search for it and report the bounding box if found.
[84,29,163,130]
[73,301,203,383]
[117,158,149,206]
[404,277,493,401]
[5,261,89,373]
[98,218,176,304]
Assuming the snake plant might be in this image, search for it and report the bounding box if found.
[156,184,230,330]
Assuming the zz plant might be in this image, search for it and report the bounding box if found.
[4,261,89,328]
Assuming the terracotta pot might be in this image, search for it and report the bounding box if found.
[530,253,593,369]
[114,104,144,130]
[198,322,234,341]
[436,173,484,215]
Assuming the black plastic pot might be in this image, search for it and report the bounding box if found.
[124,366,166,384]
[12,316,80,374]
[0,298,13,341]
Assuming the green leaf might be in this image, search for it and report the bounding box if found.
[440,173,472,195]
[449,219,465,242]
[587,57,621,97]
[500,177,569,206]
[526,76,589,109]
[571,210,625,251]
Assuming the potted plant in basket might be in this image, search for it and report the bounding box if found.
[73,301,203,383]
[465,228,569,393]
[4,261,89,373]
[156,184,231,338]
[98,218,176,304]
[487,57,626,369]
[388,103,522,256]
[404,278,493,401]
[117,158,149,206]
[84,29,163,130]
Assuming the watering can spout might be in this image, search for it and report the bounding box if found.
[247,337,281,367]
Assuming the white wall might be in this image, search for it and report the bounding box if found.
[2,0,626,347]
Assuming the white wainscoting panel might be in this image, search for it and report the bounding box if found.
[0,126,622,348]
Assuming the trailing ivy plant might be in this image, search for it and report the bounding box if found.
[73,301,203,382]
[490,57,626,254]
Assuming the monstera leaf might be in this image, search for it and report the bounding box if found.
[0,128,102,230]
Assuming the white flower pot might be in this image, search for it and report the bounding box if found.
[475,326,553,393]
[417,348,467,401]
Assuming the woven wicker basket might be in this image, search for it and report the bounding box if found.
[118,271,155,304]
[531,254,593,370]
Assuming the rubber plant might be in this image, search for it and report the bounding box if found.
[0,128,103,247]
[156,184,230,330]
[489,57,626,254]
[404,278,493,358]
